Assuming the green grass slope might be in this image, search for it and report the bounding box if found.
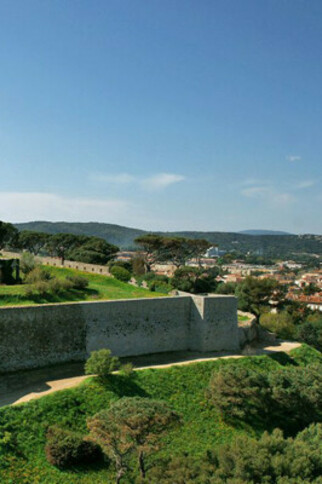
[0,266,165,307]
[0,345,320,483]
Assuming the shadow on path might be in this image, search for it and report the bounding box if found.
[0,341,301,408]
[0,361,85,407]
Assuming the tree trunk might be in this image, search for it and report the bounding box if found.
[115,467,125,484]
[138,451,146,479]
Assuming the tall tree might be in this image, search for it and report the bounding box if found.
[18,230,49,255]
[134,234,164,272]
[236,276,286,320]
[185,238,211,266]
[135,234,210,271]
[68,237,118,265]
[0,221,18,250]
[45,233,91,264]
[87,397,180,482]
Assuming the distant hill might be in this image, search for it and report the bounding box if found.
[14,221,322,257]
[14,221,145,249]
[239,230,292,236]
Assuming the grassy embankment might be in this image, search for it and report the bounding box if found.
[0,266,165,306]
[0,344,320,483]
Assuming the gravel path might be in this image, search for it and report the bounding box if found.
[0,341,302,407]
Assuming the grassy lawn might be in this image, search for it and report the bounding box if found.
[0,266,165,307]
[0,344,320,483]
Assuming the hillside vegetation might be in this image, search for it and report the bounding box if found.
[14,221,322,256]
[0,266,165,306]
[0,345,321,483]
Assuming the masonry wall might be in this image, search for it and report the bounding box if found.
[0,295,239,373]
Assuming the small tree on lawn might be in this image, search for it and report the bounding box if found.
[87,397,181,483]
[85,349,120,380]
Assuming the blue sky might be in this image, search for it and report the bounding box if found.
[0,0,321,233]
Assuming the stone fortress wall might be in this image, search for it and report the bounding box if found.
[2,251,111,277]
[0,294,239,373]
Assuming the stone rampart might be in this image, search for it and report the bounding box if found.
[0,295,239,373]
[1,251,111,276]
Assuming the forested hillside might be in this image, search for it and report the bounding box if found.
[15,221,322,257]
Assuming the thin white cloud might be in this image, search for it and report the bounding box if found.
[294,180,315,189]
[286,155,301,162]
[241,186,271,198]
[240,178,268,187]
[92,172,186,190]
[0,192,129,223]
[241,186,295,207]
[141,173,186,190]
[93,173,135,184]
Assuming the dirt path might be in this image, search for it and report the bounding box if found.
[0,341,302,407]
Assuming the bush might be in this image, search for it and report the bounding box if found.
[48,278,73,295]
[66,275,89,290]
[108,259,133,273]
[215,282,237,295]
[207,362,322,433]
[260,311,296,340]
[148,280,172,293]
[120,362,134,377]
[152,424,322,483]
[268,364,322,433]
[25,267,51,284]
[45,426,102,469]
[32,281,50,297]
[24,272,78,298]
[85,349,120,379]
[110,265,131,283]
[20,251,38,275]
[296,317,322,352]
[210,424,322,483]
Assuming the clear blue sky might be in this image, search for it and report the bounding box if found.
[0,0,321,233]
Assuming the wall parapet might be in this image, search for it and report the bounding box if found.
[0,294,239,373]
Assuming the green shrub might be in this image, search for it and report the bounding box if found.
[110,265,131,282]
[268,364,322,433]
[140,271,157,281]
[85,349,120,379]
[20,251,38,275]
[296,317,322,352]
[66,275,89,290]
[120,362,134,377]
[210,424,322,484]
[108,259,133,273]
[208,362,322,433]
[45,426,102,469]
[48,278,73,295]
[260,311,296,339]
[148,280,172,293]
[25,267,52,284]
[33,281,50,297]
[152,424,322,483]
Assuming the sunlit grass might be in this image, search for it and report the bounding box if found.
[0,265,165,306]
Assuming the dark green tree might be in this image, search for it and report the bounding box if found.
[296,315,322,351]
[0,221,18,250]
[68,237,118,265]
[45,233,90,263]
[87,397,180,483]
[207,364,269,420]
[236,276,286,320]
[18,230,49,254]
